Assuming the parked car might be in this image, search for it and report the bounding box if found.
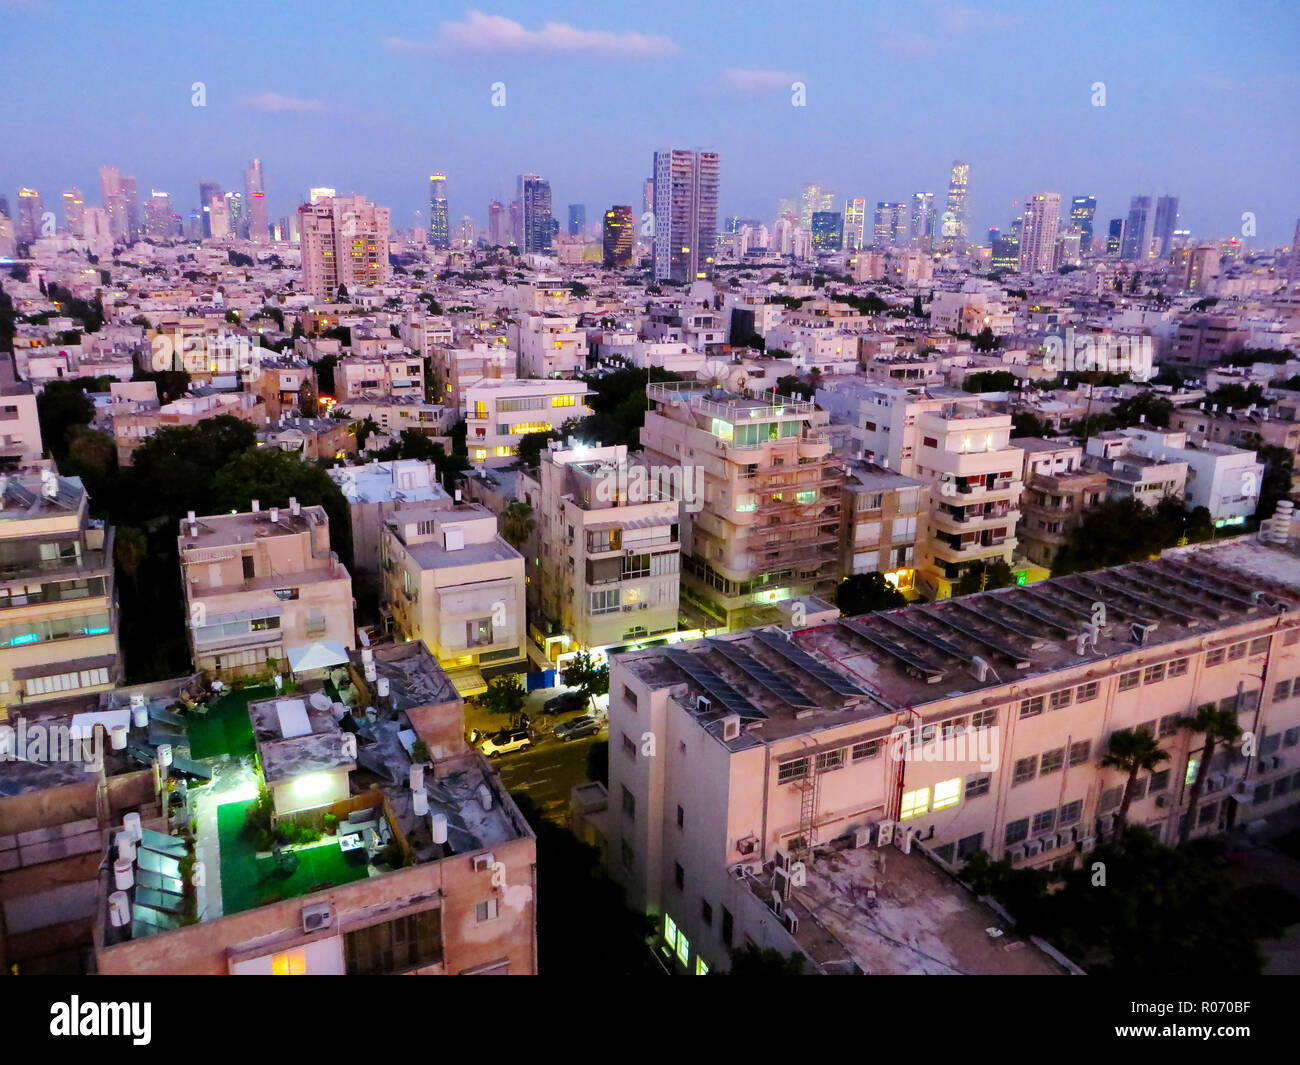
[478,729,533,758]
[553,715,601,742]
[544,690,587,715]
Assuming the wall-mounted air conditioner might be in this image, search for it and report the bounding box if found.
[301,902,333,934]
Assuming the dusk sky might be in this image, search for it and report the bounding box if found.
[2,0,1298,243]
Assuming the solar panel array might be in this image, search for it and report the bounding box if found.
[665,649,766,719]
[709,640,818,708]
[753,630,870,696]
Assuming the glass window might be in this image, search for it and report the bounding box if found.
[932,778,961,811]
[900,787,930,820]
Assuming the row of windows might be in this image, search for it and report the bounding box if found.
[1012,741,1092,785]
[1005,798,1086,844]
[777,737,883,783]
[0,611,113,648]
[1205,637,1271,667]
[1018,681,1100,718]
[26,666,111,696]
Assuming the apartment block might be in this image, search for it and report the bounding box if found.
[510,313,588,378]
[250,354,317,421]
[112,391,265,466]
[0,473,120,710]
[838,461,927,591]
[0,354,44,468]
[380,502,527,694]
[1017,439,1107,570]
[522,443,681,662]
[605,535,1300,974]
[327,459,449,582]
[297,195,392,301]
[464,378,592,466]
[429,340,516,411]
[640,381,843,630]
[1084,433,1190,509]
[178,499,355,677]
[334,353,425,402]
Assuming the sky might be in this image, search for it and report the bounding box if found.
[1,0,1299,244]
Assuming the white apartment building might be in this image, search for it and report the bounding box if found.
[334,353,425,401]
[510,313,588,378]
[605,537,1300,974]
[522,443,681,663]
[1084,433,1190,510]
[327,459,449,581]
[464,378,592,466]
[1115,427,1264,526]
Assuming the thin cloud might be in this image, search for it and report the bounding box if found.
[385,10,679,59]
[241,92,327,114]
[722,68,802,94]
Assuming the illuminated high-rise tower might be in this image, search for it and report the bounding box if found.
[520,175,552,253]
[62,188,85,237]
[603,205,633,266]
[940,160,970,252]
[910,192,935,248]
[15,188,42,244]
[568,204,585,237]
[1122,196,1152,260]
[843,198,866,251]
[1017,193,1061,274]
[428,173,449,249]
[653,148,719,282]
[244,158,268,242]
[198,181,222,238]
[1070,196,1097,253]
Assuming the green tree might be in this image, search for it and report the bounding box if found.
[835,572,905,616]
[1011,412,1049,438]
[1100,729,1170,833]
[1111,391,1174,428]
[1178,704,1242,845]
[516,429,562,469]
[727,944,806,975]
[564,650,610,711]
[350,416,381,451]
[36,379,98,461]
[113,524,149,586]
[954,559,1015,596]
[480,675,526,725]
[132,366,191,403]
[962,370,1018,393]
[971,325,1000,352]
[498,501,535,551]
[775,375,814,400]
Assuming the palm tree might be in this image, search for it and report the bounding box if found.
[1178,703,1243,844]
[1100,728,1169,834]
[499,502,535,552]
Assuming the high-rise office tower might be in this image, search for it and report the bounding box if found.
[198,181,222,238]
[940,161,970,251]
[568,204,585,237]
[1017,193,1061,274]
[225,191,244,239]
[145,191,173,241]
[458,215,475,244]
[603,205,633,266]
[991,219,1020,272]
[520,175,553,253]
[62,188,84,237]
[244,158,268,242]
[297,194,392,299]
[1070,196,1097,253]
[1152,195,1179,259]
[508,201,522,247]
[843,199,867,251]
[16,188,42,244]
[100,166,128,242]
[652,148,719,282]
[873,202,907,247]
[1106,217,1125,256]
[643,178,654,216]
[911,192,936,248]
[811,211,844,252]
[1122,196,1152,260]
[427,173,449,249]
[487,201,508,247]
[799,183,821,229]
[120,176,139,242]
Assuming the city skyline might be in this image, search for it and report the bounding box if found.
[1,1,1297,244]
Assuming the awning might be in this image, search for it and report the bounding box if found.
[286,641,349,673]
[447,668,487,697]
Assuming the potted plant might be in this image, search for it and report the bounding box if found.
[323,813,338,836]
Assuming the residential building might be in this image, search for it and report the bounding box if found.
[297,195,392,300]
[1108,427,1264,526]
[838,461,927,593]
[327,459,449,582]
[510,313,589,378]
[653,148,720,282]
[0,353,44,468]
[334,352,425,401]
[1016,439,1107,569]
[1084,433,1189,509]
[603,206,634,267]
[1018,193,1061,275]
[464,378,593,466]
[940,161,970,252]
[428,173,449,249]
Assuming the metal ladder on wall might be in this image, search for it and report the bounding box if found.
[795,759,822,859]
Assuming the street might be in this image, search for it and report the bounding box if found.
[492,732,603,823]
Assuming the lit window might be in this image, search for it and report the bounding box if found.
[933,778,961,810]
[695,956,709,976]
[271,949,306,975]
[900,787,930,820]
[675,928,690,967]
[664,914,678,950]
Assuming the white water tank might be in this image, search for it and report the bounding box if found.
[361,648,374,667]
[132,704,148,729]
[477,783,493,811]
[412,789,429,817]
[108,891,131,928]
[430,812,449,845]
[364,664,377,683]
[157,744,173,768]
[270,507,279,523]
[113,858,134,890]
[123,812,143,841]
[116,831,136,862]
[377,677,390,698]
[409,763,424,790]
[130,692,146,708]
[110,725,128,751]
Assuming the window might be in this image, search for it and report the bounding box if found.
[972,709,997,730]
[1284,727,1300,748]
[620,841,634,872]
[674,863,684,890]
[466,617,494,648]
[271,949,306,975]
[1274,680,1293,702]
[852,738,881,761]
[1039,747,1065,775]
[1249,637,1270,655]
[1019,696,1044,719]
[590,588,621,615]
[900,787,930,820]
[815,749,845,772]
[1032,809,1056,834]
[1098,786,1122,814]
[242,554,256,579]
[623,684,638,709]
[1058,800,1083,826]
[475,898,500,922]
[664,914,678,950]
[701,899,712,926]
[1143,663,1166,685]
[1159,714,1180,737]
[721,907,734,947]
[1049,688,1073,711]
[966,773,991,798]
[941,716,969,738]
[777,757,809,783]
[343,910,442,975]
[1206,648,1226,667]
[622,553,650,579]
[1076,681,1100,702]
[621,786,635,819]
[695,957,709,976]
[1013,756,1038,786]
[933,777,961,811]
[1118,670,1140,691]
[1168,657,1189,678]
[675,927,690,967]
[676,805,684,829]
[957,832,984,860]
[1005,818,1029,845]
[622,734,636,758]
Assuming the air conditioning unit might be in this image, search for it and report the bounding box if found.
[472,852,494,873]
[720,714,740,741]
[742,862,762,877]
[773,866,792,901]
[774,848,792,872]
[736,835,759,856]
[1055,831,1073,850]
[1097,815,1115,835]
[696,695,712,714]
[853,827,873,849]
[1007,844,1026,864]
[782,911,799,935]
[301,902,333,934]
[896,826,914,854]
[1023,839,1042,857]
[770,893,783,918]
[1077,836,1096,851]
[875,820,895,847]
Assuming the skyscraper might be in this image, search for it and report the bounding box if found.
[297,194,391,300]
[244,158,268,242]
[487,201,508,247]
[1152,195,1179,259]
[520,175,553,254]
[428,173,449,249]
[62,188,84,237]
[940,161,970,251]
[603,205,633,267]
[120,176,139,243]
[568,204,585,237]
[873,202,907,248]
[100,166,128,242]
[225,191,244,239]
[811,211,844,252]
[843,198,866,251]
[198,181,222,238]
[1017,193,1061,274]
[145,191,173,241]
[1106,217,1125,256]
[1122,196,1152,260]
[910,192,935,248]
[643,178,654,216]
[799,183,821,229]
[15,188,42,244]
[652,148,719,282]
[1070,196,1097,253]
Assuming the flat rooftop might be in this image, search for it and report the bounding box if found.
[178,504,327,548]
[347,641,460,713]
